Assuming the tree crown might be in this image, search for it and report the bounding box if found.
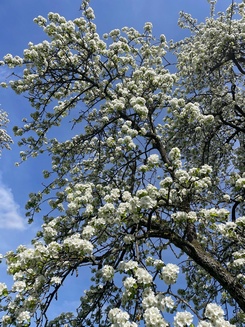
[0,0,244,326]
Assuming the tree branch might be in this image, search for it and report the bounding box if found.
[145,219,245,312]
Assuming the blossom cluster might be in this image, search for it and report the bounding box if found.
[161,264,179,285]
[197,303,236,327]
[0,109,12,155]
[108,308,137,327]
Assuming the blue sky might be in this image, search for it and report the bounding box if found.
[0,0,233,322]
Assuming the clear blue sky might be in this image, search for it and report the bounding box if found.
[0,0,232,322]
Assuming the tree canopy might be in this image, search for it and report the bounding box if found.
[0,0,244,326]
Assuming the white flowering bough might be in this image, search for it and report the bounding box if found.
[0,0,244,326]
[0,109,12,156]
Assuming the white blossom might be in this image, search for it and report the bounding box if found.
[108,308,130,325]
[204,303,224,321]
[82,225,95,239]
[161,296,175,310]
[16,311,30,323]
[134,267,153,285]
[63,234,93,254]
[161,264,179,285]
[12,281,26,292]
[147,154,159,166]
[101,265,114,281]
[119,260,138,272]
[143,307,168,327]
[50,276,62,285]
[174,311,193,327]
[142,289,158,309]
[123,276,137,290]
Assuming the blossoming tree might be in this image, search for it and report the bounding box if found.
[0,0,244,326]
